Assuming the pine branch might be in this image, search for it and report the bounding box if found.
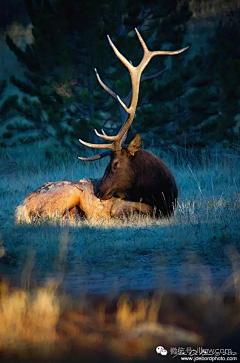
[15,100,81,153]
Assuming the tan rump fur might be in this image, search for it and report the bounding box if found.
[15,179,153,223]
[15,204,31,224]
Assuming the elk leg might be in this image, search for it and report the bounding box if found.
[66,205,86,219]
[110,200,154,218]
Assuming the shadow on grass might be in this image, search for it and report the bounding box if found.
[1,218,239,296]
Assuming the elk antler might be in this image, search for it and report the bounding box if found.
[94,66,168,144]
[79,28,188,161]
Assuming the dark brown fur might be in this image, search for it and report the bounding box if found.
[98,134,178,218]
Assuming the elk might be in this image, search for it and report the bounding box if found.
[15,179,154,223]
[78,28,188,218]
[15,29,188,223]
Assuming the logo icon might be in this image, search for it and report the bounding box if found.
[156,346,168,356]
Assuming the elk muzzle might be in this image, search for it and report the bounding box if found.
[97,189,113,200]
[96,182,113,200]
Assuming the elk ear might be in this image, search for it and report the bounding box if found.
[127,134,141,156]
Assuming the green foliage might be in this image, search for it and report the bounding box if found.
[3,0,192,149]
[0,80,7,95]
[0,80,15,121]
[3,1,240,150]
[181,8,240,148]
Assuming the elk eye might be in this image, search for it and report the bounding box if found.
[112,161,119,172]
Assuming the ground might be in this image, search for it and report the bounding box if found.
[0,141,240,361]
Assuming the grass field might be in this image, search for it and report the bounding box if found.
[0,142,240,361]
[0,142,240,294]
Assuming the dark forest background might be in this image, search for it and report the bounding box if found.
[0,0,240,151]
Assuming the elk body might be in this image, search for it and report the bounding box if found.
[79,28,187,218]
[15,179,153,223]
[16,29,187,223]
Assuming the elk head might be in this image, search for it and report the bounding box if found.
[78,29,188,209]
[97,133,142,200]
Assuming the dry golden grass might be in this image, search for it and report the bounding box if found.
[0,280,239,362]
[0,282,59,347]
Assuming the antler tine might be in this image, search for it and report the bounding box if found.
[96,68,168,141]
[79,138,115,150]
[107,35,134,73]
[94,95,129,141]
[89,34,138,145]
[135,27,148,54]
[135,27,189,58]
[141,67,168,82]
[78,151,111,162]
[152,46,189,57]
[94,129,107,138]
[107,29,155,144]
[94,68,118,101]
[94,67,129,141]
